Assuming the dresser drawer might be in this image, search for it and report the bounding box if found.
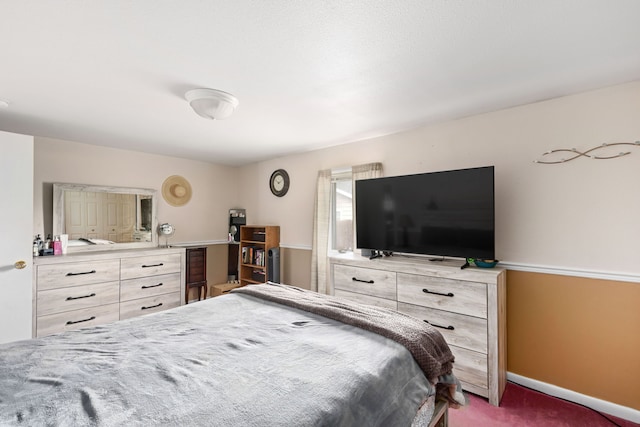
[398,302,487,353]
[37,281,120,316]
[450,345,488,390]
[397,273,487,318]
[36,303,120,337]
[36,260,120,291]
[120,253,182,279]
[120,273,181,302]
[333,264,396,300]
[119,292,180,320]
[334,289,398,310]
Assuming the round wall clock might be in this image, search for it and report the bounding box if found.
[269,169,290,197]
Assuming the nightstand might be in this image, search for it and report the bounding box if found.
[186,247,207,303]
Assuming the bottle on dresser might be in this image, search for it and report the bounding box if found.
[33,235,40,257]
[53,236,62,255]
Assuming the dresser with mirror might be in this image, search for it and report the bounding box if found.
[32,183,186,338]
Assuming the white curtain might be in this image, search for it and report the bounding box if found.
[352,162,383,252]
[310,169,332,293]
[311,163,383,294]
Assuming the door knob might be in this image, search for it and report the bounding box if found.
[14,260,27,269]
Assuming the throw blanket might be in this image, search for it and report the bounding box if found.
[233,282,455,384]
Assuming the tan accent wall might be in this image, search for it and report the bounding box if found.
[507,270,640,410]
[281,247,312,290]
[207,245,231,286]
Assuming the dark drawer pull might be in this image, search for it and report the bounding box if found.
[66,293,96,301]
[424,320,455,331]
[66,316,96,325]
[352,277,374,284]
[142,263,164,268]
[422,288,454,297]
[141,302,163,310]
[222,290,232,294]
[66,270,96,277]
[141,283,163,289]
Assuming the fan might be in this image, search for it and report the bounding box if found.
[158,223,175,247]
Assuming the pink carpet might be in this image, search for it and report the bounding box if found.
[448,382,639,427]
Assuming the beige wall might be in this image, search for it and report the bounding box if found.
[29,82,640,275]
[33,137,241,244]
[240,81,640,275]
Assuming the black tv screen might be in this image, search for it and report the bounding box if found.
[355,166,495,260]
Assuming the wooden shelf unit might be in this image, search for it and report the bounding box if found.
[239,225,280,287]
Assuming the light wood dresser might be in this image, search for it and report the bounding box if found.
[330,253,506,406]
[33,247,186,337]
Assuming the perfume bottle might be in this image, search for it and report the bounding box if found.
[53,235,62,255]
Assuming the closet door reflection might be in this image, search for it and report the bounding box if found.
[64,190,102,239]
[64,191,136,242]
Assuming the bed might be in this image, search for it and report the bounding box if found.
[0,283,463,426]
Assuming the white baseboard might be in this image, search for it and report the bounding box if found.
[507,372,640,423]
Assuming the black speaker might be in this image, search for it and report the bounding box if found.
[267,247,280,283]
[229,209,246,242]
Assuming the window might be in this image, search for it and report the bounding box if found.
[331,171,353,252]
[312,163,381,294]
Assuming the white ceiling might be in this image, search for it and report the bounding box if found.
[1,1,640,166]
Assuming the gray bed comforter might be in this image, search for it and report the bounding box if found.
[1,286,441,426]
[233,283,455,384]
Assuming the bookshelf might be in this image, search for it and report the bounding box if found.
[239,225,280,287]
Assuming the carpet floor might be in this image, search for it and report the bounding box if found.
[447,382,639,427]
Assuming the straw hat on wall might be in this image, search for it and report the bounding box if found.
[162,175,192,207]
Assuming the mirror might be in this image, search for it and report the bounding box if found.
[53,183,158,252]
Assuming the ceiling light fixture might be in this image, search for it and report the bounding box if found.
[185,88,239,120]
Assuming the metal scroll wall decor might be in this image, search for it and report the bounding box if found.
[534,141,640,164]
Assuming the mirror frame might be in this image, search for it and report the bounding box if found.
[53,183,158,252]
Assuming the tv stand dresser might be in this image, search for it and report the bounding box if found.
[329,252,506,406]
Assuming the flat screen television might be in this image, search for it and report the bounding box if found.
[355,166,495,260]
